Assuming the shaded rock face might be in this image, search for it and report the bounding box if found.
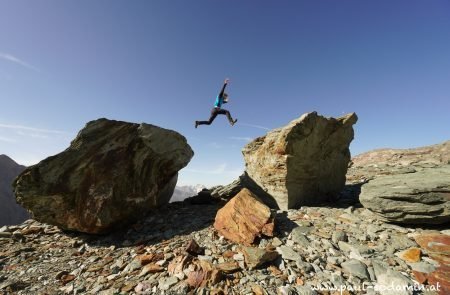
[0,155,29,226]
[359,165,450,225]
[242,112,357,210]
[213,188,275,246]
[14,118,193,234]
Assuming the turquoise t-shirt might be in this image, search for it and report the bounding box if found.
[214,95,224,108]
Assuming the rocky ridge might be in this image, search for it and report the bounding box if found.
[0,155,29,226]
[2,115,449,294]
[351,141,450,225]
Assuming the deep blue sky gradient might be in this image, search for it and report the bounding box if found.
[1,0,449,186]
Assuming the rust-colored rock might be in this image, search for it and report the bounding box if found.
[135,254,155,266]
[167,255,192,276]
[139,263,164,276]
[185,260,223,289]
[414,233,450,256]
[185,239,204,256]
[213,188,275,246]
[414,233,450,295]
[396,247,421,263]
[412,271,428,284]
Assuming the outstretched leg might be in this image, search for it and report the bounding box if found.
[195,108,219,128]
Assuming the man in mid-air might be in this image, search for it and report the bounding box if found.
[195,78,237,128]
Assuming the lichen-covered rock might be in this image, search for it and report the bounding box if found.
[213,188,275,246]
[359,165,450,225]
[242,112,357,210]
[14,118,193,234]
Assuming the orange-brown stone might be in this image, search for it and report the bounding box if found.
[414,233,450,295]
[414,233,450,256]
[135,254,155,266]
[412,271,428,284]
[396,247,421,263]
[214,188,275,246]
[427,264,450,295]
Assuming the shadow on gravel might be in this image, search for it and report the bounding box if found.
[64,200,224,249]
[317,182,366,209]
[274,211,301,240]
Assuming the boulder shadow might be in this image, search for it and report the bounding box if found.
[66,200,224,249]
[324,182,366,208]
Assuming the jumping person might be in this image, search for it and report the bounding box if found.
[195,78,238,128]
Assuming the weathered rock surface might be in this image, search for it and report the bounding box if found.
[1,199,448,294]
[13,118,193,234]
[242,112,357,210]
[0,155,29,226]
[413,233,450,295]
[359,165,450,225]
[214,188,275,246]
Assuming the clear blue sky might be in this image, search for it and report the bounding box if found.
[1,0,449,186]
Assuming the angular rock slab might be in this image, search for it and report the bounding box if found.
[14,118,193,234]
[213,188,275,246]
[242,112,357,209]
[359,165,450,225]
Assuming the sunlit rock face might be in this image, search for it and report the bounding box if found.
[243,112,357,210]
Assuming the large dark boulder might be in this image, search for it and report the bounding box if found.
[14,118,193,234]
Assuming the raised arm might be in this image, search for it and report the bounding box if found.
[218,78,229,98]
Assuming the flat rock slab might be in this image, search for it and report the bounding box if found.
[359,165,450,225]
[413,233,450,295]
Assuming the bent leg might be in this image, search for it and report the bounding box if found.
[217,108,235,124]
[197,108,219,126]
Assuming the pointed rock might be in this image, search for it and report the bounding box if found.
[214,188,275,246]
[185,239,204,256]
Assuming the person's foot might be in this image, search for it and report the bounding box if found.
[195,121,199,128]
[231,119,238,126]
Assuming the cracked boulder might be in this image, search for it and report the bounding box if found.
[14,118,193,234]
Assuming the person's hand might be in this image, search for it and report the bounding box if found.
[224,78,230,84]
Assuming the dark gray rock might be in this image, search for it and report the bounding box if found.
[0,155,29,226]
[359,165,450,225]
[14,119,193,234]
